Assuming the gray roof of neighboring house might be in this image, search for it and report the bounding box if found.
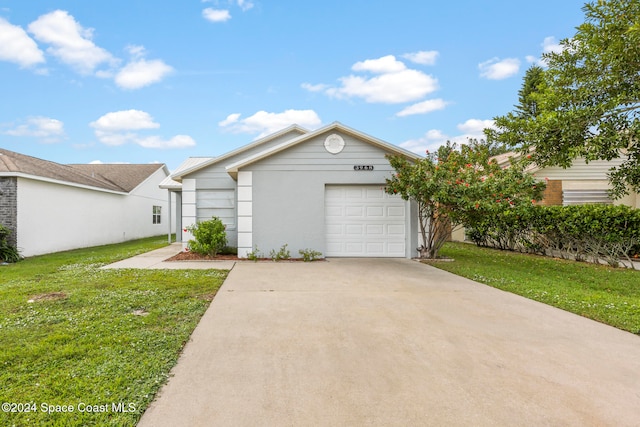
[0,148,165,193]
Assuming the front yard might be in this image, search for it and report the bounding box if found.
[0,237,228,427]
[436,242,640,334]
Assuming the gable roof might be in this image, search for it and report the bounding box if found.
[0,148,165,193]
[159,157,214,190]
[171,124,309,182]
[225,121,422,178]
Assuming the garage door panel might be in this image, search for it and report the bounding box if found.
[366,206,384,217]
[325,185,406,257]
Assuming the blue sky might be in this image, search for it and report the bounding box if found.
[0,0,586,171]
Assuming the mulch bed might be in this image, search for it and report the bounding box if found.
[165,251,241,261]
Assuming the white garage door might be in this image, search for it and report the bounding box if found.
[325,185,406,257]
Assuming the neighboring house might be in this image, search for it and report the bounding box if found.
[451,152,640,241]
[491,152,640,208]
[0,148,173,257]
[164,122,421,258]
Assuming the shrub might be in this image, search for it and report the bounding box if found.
[246,245,261,261]
[298,248,323,262]
[0,224,21,263]
[186,217,227,256]
[269,244,291,261]
[468,204,640,268]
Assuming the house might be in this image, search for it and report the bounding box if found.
[451,152,640,241]
[164,122,421,258]
[0,148,173,257]
[491,152,640,208]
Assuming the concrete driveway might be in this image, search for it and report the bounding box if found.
[138,258,640,427]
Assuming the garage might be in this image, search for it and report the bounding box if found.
[325,185,406,257]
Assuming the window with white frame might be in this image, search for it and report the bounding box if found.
[153,205,162,224]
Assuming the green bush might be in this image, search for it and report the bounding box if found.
[468,204,640,268]
[269,244,291,261]
[186,217,228,256]
[298,248,323,262]
[0,224,21,263]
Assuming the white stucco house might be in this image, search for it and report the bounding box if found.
[162,122,421,258]
[0,148,174,257]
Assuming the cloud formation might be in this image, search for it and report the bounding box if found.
[202,0,254,23]
[219,109,322,138]
[28,10,116,75]
[396,99,449,117]
[0,17,45,68]
[402,50,439,66]
[0,11,172,89]
[305,55,438,104]
[202,9,232,23]
[400,119,496,154]
[2,116,65,143]
[303,54,446,116]
[478,57,520,80]
[90,110,195,148]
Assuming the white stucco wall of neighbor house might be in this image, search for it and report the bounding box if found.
[16,168,170,257]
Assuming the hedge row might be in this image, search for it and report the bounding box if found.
[466,204,640,268]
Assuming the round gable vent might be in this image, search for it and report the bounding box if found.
[324,134,345,154]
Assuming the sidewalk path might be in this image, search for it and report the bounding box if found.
[101,243,236,270]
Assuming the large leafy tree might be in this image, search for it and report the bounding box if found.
[385,142,544,259]
[487,0,640,197]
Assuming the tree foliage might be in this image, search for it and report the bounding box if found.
[487,0,640,198]
[385,142,545,259]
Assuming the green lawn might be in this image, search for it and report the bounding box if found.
[0,236,228,427]
[435,242,640,334]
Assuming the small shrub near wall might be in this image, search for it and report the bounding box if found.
[186,217,228,256]
[467,204,640,268]
[0,223,21,263]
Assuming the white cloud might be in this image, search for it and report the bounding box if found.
[402,50,439,66]
[90,109,195,149]
[396,98,448,117]
[478,57,520,80]
[136,135,196,149]
[352,55,406,73]
[3,116,65,143]
[203,8,232,22]
[400,119,496,154]
[236,0,254,11]
[28,10,115,75]
[300,82,329,92]
[115,58,173,89]
[542,36,563,54]
[0,17,45,68]
[90,110,159,131]
[219,109,322,138]
[305,55,438,104]
[218,113,241,127]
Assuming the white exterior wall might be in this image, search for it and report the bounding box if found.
[17,169,170,257]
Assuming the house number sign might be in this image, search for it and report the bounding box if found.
[353,165,374,171]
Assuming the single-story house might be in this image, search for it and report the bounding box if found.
[163,122,421,258]
[0,148,174,257]
[491,152,640,208]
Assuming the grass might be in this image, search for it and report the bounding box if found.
[433,242,640,334]
[0,236,228,426]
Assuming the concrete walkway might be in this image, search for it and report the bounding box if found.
[101,243,236,270]
[138,258,640,427]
